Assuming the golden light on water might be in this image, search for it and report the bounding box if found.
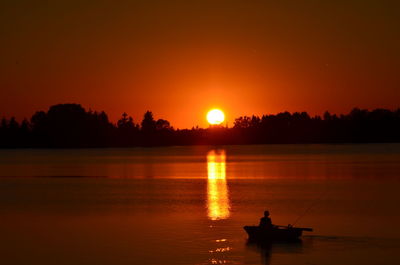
[207,149,230,220]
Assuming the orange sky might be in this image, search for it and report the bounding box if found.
[1,1,399,128]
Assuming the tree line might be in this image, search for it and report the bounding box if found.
[1,103,400,148]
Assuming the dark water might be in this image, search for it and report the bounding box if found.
[1,144,400,264]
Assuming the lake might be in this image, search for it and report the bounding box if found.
[1,144,400,264]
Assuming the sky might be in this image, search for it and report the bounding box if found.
[0,0,399,128]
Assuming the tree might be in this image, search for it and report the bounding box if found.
[30,111,47,130]
[117,112,129,128]
[156,119,172,131]
[118,112,138,131]
[141,111,156,132]
[20,119,30,132]
[233,116,252,129]
[28,103,114,147]
[1,118,8,130]
[323,111,332,121]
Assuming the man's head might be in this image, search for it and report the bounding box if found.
[264,210,270,217]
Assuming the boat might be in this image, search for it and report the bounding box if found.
[243,225,313,242]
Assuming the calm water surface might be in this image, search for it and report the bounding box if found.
[1,144,400,264]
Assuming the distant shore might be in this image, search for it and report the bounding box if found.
[1,103,399,148]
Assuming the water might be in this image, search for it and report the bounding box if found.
[1,144,400,264]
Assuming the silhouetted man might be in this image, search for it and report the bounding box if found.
[259,210,273,229]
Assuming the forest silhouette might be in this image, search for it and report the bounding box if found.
[1,103,400,148]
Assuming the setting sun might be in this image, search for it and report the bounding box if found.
[207,109,225,125]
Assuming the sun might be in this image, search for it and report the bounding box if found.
[207,109,225,125]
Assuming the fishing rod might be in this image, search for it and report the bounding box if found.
[275,225,313,231]
[292,187,330,226]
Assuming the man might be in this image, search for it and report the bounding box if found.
[259,210,273,229]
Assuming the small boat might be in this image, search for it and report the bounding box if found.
[243,225,313,242]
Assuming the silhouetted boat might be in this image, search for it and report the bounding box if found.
[243,225,313,242]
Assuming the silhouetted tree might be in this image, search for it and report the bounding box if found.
[8,117,19,131]
[1,118,8,130]
[323,111,332,121]
[28,104,114,147]
[0,118,8,147]
[116,112,139,146]
[156,119,172,131]
[141,111,156,133]
[20,119,30,131]
[233,116,252,129]
[117,112,128,128]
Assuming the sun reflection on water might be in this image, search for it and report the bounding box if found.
[207,149,230,220]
